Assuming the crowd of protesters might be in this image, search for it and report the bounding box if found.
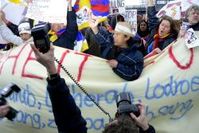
[0,0,199,132]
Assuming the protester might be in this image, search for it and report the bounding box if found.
[48,0,78,50]
[179,5,199,37]
[31,44,155,133]
[186,5,199,31]
[0,11,33,47]
[137,20,150,40]
[146,0,178,54]
[18,20,32,42]
[89,17,143,81]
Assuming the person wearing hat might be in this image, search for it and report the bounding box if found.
[0,11,33,46]
[18,21,32,42]
[89,18,144,81]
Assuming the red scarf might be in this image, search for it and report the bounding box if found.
[153,33,170,50]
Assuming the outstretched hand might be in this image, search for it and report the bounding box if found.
[30,44,57,75]
[88,13,101,34]
[130,104,149,131]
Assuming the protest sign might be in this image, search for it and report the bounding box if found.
[26,0,68,24]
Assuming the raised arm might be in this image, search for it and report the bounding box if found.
[147,0,159,31]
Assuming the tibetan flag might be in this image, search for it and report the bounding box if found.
[74,0,109,30]
[74,31,89,52]
[90,0,109,17]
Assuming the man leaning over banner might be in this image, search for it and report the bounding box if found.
[179,5,199,37]
[48,0,78,50]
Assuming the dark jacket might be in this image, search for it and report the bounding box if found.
[190,22,199,31]
[53,9,78,49]
[146,6,177,53]
[47,75,87,133]
[94,27,144,81]
[83,28,101,57]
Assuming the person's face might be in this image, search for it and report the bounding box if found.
[51,23,65,32]
[188,9,199,25]
[113,32,129,48]
[20,33,31,41]
[140,22,147,32]
[158,20,171,37]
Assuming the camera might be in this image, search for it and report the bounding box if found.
[31,23,51,53]
[116,92,140,117]
[0,83,21,121]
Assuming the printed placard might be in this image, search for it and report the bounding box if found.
[185,28,199,49]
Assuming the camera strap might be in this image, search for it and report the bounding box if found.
[54,58,113,122]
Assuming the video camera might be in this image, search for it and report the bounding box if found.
[116,92,140,117]
[0,83,21,121]
[31,23,51,54]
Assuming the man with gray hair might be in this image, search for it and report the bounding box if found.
[186,5,199,31]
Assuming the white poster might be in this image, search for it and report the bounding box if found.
[26,0,68,24]
[185,28,199,48]
[1,0,26,25]
[125,9,137,34]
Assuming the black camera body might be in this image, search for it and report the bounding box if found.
[0,83,21,121]
[31,23,51,53]
[116,92,140,117]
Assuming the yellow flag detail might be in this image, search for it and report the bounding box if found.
[8,0,21,4]
[81,40,89,52]
[48,30,58,42]
[79,0,91,8]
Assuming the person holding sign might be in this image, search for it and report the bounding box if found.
[179,5,199,38]
[185,5,199,31]
[89,17,144,81]
[146,0,179,54]
[0,11,33,47]
[49,0,78,50]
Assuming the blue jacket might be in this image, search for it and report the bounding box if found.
[53,9,78,49]
[47,75,87,133]
[146,6,177,53]
[94,28,144,81]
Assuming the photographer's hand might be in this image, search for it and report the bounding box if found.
[130,104,149,131]
[30,44,57,75]
[0,104,9,118]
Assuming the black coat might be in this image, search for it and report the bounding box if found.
[53,9,78,49]
[47,75,87,133]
